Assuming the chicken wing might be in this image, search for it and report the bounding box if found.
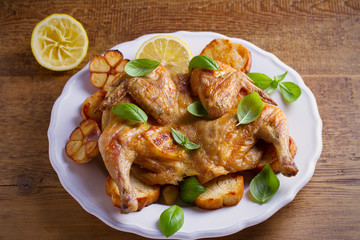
[190,62,276,118]
[99,65,178,125]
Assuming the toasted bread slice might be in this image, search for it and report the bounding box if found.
[106,174,160,212]
[194,174,244,210]
[200,38,251,73]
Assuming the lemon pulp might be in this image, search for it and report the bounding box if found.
[31,14,88,71]
[135,35,192,75]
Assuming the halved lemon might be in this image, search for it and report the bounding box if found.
[135,35,192,75]
[31,14,89,71]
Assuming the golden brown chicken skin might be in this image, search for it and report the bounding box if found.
[98,64,298,213]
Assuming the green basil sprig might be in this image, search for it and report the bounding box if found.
[246,71,301,102]
[159,205,184,238]
[170,128,200,150]
[112,103,148,127]
[179,177,207,204]
[125,58,160,77]
[237,92,263,125]
[188,55,223,76]
[250,164,280,203]
[187,101,208,117]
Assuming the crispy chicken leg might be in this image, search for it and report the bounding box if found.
[98,117,146,213]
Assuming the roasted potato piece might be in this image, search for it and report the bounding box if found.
[81,90,106,125]
[65,119,101,163]
[200,38,252,73]
[161,185,180,205]
[106,175,160,213]
[194,174,244,210]
[89,50,129,91]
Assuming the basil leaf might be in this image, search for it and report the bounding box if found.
[246,73,272,90]
[170,128,187,145]
[188,55,221,75]
[179,177,206,204]
[125,58,160,77]
[274,71,288,82]
[236,92,263,125]
[266,80,279,94]
[112,103,148,124]
[170,128,200,150]
[187,101,208,117]
[159,205,184,238]
[183,141,201,150]
[248,71,301,102]
[250,164,280,203]
[279,82,301,102]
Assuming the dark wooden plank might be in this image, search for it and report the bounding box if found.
[305,75,360,182]
[0,0,359,76]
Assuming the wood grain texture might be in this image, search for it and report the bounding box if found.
[0,0,359,239]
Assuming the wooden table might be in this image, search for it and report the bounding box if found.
[1,0,359,239]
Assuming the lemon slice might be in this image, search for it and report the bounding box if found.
[31,14,89,71]
[135,35,192,75]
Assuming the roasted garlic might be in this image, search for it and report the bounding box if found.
[89,50,129,91]
[65,119,101,163]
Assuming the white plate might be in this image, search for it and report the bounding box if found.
[48,31,322,239]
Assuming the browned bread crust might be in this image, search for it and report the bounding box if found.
[194,174,244,210]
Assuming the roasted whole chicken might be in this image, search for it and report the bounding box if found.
[97,61,298,213]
